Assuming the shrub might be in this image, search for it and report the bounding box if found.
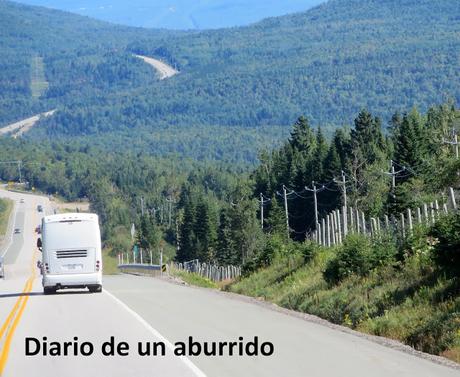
[324,234,373,284]
[369,234,398,268]
[242,234,298,275]
[430,212,460,272]
[324,233,397,284]
[401,224,433,262]
[298,240,319,263]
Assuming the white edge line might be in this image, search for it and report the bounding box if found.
[103,289,208,377]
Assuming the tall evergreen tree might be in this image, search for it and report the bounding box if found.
[351,109,386,165]
[312,126,328,181]
[393,109,426,171]
[177,197,197,262]
[216,207,234,265]
[194,199,217,262]
[266,195,288,239]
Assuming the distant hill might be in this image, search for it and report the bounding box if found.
[15,0,324,29]
[0,0,459,162]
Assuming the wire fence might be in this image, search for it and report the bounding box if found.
[308,187,458,246]
[172,259,242,282]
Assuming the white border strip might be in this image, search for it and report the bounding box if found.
[103,289,207,377]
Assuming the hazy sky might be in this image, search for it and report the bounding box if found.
[16,0,325,29]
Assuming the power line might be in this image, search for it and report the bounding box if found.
[0,160,22,183]
[442,128,459,159]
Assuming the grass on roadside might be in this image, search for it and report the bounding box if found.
[170,268,218,288]
[102,248,120,275]
[0,198,13,237]
[229,233,460,364]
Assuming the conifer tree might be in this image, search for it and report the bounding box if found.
[267,195,288,239]
[216,207,234,265]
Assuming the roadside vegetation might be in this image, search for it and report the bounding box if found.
[230,216,460,362]
[0,101,458,361]
[169,268,218,289]
[102,249,120,275]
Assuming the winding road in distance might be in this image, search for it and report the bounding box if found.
[0,188,458,377]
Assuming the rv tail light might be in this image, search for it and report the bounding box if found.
[96,260,101,272]
[44,263,49,273]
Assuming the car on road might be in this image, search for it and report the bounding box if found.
[14,228,21,234]
[37,213,103,294]
[37,204,43,212]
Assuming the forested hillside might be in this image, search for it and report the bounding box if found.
[0,103,458,361]
[1,0,458,364]
[0,0,459,163]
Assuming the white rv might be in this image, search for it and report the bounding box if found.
[38,213,102,294]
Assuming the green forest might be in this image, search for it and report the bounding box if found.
[0,103,459,361]
[0,0,459,162]
[0,0,459,364]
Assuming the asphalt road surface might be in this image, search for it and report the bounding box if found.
[0,110,55,138]
[0,189,458,377]
[134,55,179,80]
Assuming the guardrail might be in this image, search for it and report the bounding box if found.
[118,263,163,277]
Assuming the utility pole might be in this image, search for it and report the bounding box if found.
[0,160,23,183]
[390,160,396,190]
[341,170,347,208]
[166,197,173,228]
[17,160,22,183]
[442,129,459,159]
[282,185,289,239]
[260,193,264,229]
[455,133,459,159]
[312,181,319,226]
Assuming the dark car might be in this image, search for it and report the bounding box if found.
[37,205,43,212]
[14,228,21,234]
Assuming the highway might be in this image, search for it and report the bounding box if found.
[0,189,459,377]
[134,55,179,80]
[0,110,56,138]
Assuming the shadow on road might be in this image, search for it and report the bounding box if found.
[0,290,93,299]
[0,292,44,298]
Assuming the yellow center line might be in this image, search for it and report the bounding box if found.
[0,204,39,375]
[0,277,32,341]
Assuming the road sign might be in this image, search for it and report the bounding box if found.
[161,264,167,273]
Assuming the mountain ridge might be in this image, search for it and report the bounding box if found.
[0,0,459,152]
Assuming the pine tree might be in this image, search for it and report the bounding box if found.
[194,199,217,262]
[267,195,287,239]
[351,109,386,164]
[312,126,328,181]
[324,142,342,179]
[393,108,426,171]
[177,198,197,262]
[290,116,315,152]
[216,208,234,265]
[332,128,350,168]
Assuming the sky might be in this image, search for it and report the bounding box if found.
[16,0,325,29]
